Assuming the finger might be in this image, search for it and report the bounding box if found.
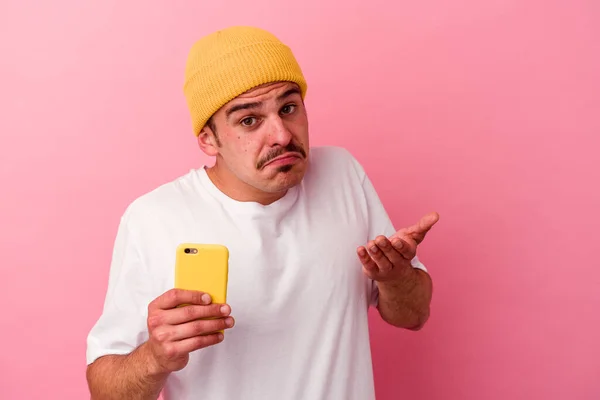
[366,238,394,273]
[152,289,212,311]
[390,236,417,260]
[357,246,377,272]
[149,304,231,328]
[374,235,405,267]
[156,316,235,342]
[403,212,440,244]
[177,316,235,339]
[164,332,225,358]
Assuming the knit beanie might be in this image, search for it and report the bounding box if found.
[183,26,308,136]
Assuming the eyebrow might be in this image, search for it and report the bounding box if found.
[225,87,302,119]
[278,87,301,101]
[225,101,261,118]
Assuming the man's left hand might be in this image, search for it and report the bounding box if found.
[357,212,439,282]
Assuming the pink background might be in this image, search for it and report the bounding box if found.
[1,1,599,399]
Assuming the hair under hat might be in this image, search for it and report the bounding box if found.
[183,26,308,136]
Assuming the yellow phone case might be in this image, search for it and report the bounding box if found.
[174,243,229,308]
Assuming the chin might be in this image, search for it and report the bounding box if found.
[276,164,295,174]
[266,164,306,192]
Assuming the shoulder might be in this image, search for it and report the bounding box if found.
[117,169,200,229]
[307,146,368,182]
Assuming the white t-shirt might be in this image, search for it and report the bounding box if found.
[86,146,426,400]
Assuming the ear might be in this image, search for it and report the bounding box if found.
[197,125,219,157]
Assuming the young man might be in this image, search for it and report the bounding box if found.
[86,26,439,400]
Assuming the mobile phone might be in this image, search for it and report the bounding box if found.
[174,243,229,332]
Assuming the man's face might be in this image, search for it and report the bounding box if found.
[198,81,310,196]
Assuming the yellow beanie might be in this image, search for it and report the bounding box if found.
[183,26,308,136]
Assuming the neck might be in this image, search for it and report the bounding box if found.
[205,159,287,206]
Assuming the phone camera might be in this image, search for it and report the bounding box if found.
[184,248,191,254]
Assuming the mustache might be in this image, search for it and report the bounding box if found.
[256,143,306,170]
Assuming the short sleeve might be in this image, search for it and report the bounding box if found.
[86,208,153,365]
[357,162,428,307]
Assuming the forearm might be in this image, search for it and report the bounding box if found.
[86,342,169,400]
[376,269,432,330]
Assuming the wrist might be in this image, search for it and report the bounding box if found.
[137,342,170,380]
[378,266,420,292]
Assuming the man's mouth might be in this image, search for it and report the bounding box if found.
[264,152,303,167]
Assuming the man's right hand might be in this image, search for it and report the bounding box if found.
[144,289,235,374]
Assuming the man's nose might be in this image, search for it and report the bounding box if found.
[267,116,293,147]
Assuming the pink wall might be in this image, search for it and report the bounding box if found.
[1,1,598,399]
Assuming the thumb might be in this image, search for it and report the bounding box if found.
[407,212,440,243]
